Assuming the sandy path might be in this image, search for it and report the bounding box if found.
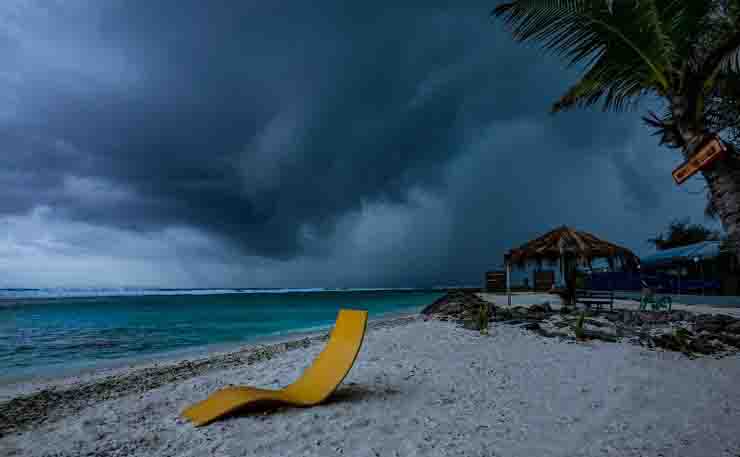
[478,292,740,319]
[2,320,740,457]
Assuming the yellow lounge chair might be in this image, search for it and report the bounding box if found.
[181,308,368,426]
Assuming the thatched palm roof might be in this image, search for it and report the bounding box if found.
[505,225,638,268]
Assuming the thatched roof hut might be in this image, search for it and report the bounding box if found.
[505,225,638,271]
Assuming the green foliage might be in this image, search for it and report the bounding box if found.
[647,217,722,250]
[491,0,740,129]
[672,327,692,354]
[477,304,490,335]
[574,311,586,340]
[707,77,740,153]
[674,327,692,340]
[575,273,586,289]
[493,0,687,111]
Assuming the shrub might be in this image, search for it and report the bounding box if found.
[477,304,490,335]
[574,311,586,340]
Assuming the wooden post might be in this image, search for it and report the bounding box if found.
[678,268,681,297]
[506,261,511,307]
[560,255,564,288]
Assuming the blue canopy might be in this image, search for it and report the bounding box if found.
[639,241,722,267]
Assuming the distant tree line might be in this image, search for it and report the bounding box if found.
[648,218,723,250]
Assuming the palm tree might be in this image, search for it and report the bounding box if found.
[492,0,740,261]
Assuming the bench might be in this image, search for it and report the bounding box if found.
[575,289,614,312]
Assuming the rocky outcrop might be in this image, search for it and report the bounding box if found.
[421,293,740,358]
[726,321,740,334]
[421,290,495,321]
[693,314,738,333]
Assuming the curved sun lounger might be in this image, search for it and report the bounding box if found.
[181,309,368,426]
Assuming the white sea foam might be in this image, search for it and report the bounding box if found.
[0,287,451,300]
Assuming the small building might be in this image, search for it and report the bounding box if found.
[484,270,507,292]
[639,240,739,295]
[504,225,638,291]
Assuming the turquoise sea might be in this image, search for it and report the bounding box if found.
[0,288,444,383]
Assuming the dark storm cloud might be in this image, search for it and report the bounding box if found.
[0,1,704,287]
[613,155,662,213]
[1,1,642,256]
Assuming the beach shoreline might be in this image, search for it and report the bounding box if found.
[2,313,739,457]
[1,308,423,394]
[4,296,740,456]
[0,313,421,438]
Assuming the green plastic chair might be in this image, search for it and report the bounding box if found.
[639,294,672,312]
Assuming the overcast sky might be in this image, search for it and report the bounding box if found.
[0,0,719,288]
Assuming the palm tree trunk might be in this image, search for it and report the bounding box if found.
[670,93,740,266]
[702,156,740,261]
[564,254,577,306]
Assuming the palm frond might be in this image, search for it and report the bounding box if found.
[718,42,740,73]
[642,109,684,147]
[553,58,653,112]
[492,0,739,151]
[492,0,677,111]
[702,28,740,85]
[663,0,716,59]
[705,73,740,141]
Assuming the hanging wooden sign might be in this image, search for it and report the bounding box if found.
[672,137,727,185]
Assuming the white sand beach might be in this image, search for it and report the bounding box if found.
[3,308,740,457]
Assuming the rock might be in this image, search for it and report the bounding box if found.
[461,319,482,331]
[421,290,494,319]
[694,314,737,334]
[668,310,692,322]
[583,318,611,328]
[540,301,553,312]
[522,322,541,331]
[694,320,727,333]
[495,308,513,320]
[725,321,740,334]
[582,309,599,318]
[504,319,527,326]
[653,333,690,352]
[527,311,546,321]
[689,336,719,355]
[536,328,570,339]
[716,332,740,348]
[421,298,463,316]
[528,304,546,313]
[579,329,619,343]
[620,310,637,325]
[511,306,528,318]
[715,314,737,323]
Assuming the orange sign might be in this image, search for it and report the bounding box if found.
[672,137,727,185]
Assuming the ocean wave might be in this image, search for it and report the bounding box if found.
[0,286,445,300]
